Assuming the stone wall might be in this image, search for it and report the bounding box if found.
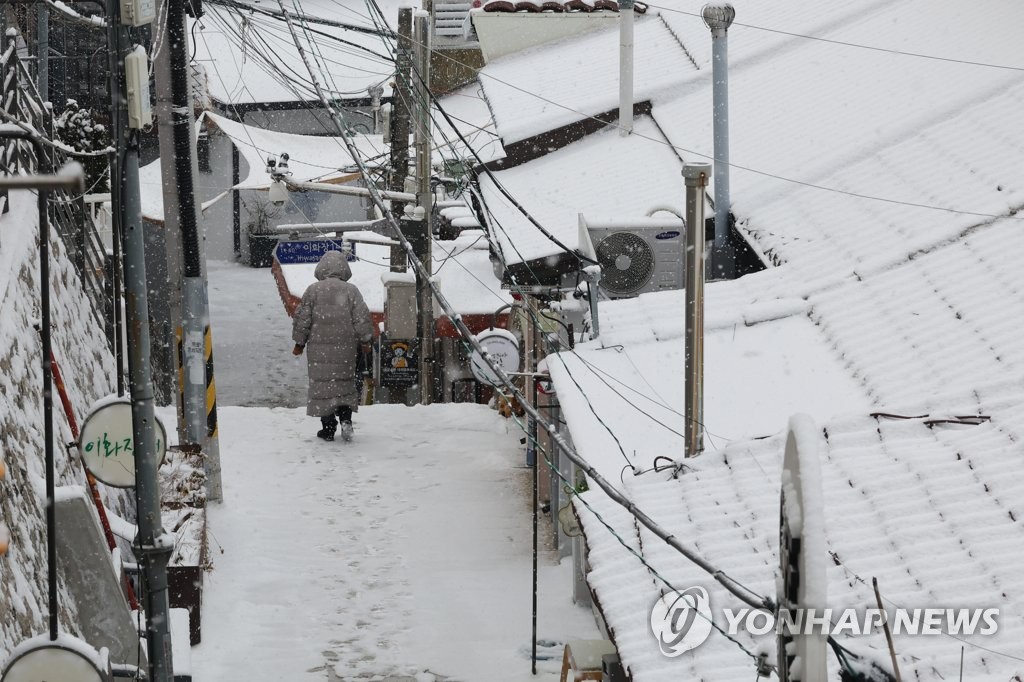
[0,191,118,659]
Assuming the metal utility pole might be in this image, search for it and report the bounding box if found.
[683,163,710,458]
[155,0,223,501]
[413,9,436,404]
[618,0,634,136]
[107,1,175,677]
[389,6,413,273]
[36,3,47,101]
[702,3,735,280]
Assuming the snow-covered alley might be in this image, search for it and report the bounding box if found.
[189,261,598,681]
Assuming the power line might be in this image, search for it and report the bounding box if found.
[515,412,771,671]
[405,31,1024,223]
[206,0,388,36]
[643,2,1024,73]
[387,44,734,451]
[277,0,773,613]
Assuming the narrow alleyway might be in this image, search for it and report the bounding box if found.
[193,260,598,680]
[207,259,307,408]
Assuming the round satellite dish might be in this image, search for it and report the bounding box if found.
[470,328,520,385]
[2,636,108,682]
[79,398,167,488]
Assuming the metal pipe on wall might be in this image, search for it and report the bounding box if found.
[683,163,710,457]
[619,0,634,136]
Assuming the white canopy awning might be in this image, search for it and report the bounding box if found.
[205,111,387,190]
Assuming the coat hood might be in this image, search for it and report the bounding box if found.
[314,249,352,281]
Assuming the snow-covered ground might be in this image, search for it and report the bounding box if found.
[194,260,598,680]
[207,259,307,408]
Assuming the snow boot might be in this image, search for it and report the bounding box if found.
[316,428,335,442]
[339,421,354,442]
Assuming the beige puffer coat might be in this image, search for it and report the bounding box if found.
[292,250,374,416]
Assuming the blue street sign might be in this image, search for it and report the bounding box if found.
[274,239,357,265]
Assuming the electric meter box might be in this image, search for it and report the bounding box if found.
[124,48,152,129]
[121,0,156,25]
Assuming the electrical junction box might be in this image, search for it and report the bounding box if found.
[382,271,417,338]
[121,0,156,26]
[124,47,152,129]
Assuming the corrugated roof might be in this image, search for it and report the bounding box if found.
[576,386,1024,680]
[528,1,1024,679]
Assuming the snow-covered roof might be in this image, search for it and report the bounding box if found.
[434,84,506,166]
[546,268,869,476]
[576,383,1024,680]
[651,2,1024,272]
[476,14,697,145]
[481,116,684,266]
[504,1,1024,679]
[190,0,401,106]
[278,231,511,315]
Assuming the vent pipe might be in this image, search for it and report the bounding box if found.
[702,3,735,278]
[619,0,635,136]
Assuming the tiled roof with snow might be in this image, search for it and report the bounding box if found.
[575,385,1024,680]
[521,1,1024,679]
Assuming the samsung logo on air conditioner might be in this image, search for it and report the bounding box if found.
[655,231,681,240]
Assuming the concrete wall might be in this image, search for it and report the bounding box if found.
[0,192,122,661]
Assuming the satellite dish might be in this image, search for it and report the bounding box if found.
[470,328,520,385]
[2,635,110,682]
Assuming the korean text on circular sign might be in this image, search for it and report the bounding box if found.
[78,400,167,488]
[470,328,520,385]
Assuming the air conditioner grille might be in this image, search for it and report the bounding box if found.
[596,232,655,295]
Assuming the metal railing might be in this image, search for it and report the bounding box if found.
[1,29,110,337]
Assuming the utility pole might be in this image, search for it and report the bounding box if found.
[107,0,175,678]
[703,3,735,280]
[413,9,436,404]
[155,0,223,501]
[683,163,710,458]
[389,6,413,273]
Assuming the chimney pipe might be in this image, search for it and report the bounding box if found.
[702,3,735,278]
[619,0,635,136]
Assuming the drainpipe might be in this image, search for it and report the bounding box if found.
[702,3,735,279]
[619,0,634,136]
[683,163,710,458]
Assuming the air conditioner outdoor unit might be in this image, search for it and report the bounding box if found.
[578,214,685,299]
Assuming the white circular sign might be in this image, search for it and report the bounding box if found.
[470,328,520,385]
[79,399,167,488]
[2,643,106,682]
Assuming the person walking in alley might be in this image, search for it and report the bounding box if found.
[292,249,374,442]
